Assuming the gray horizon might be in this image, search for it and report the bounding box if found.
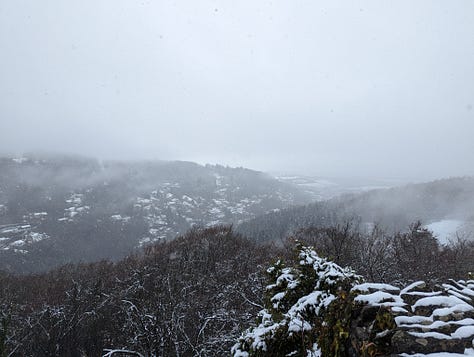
[1,0,473,181]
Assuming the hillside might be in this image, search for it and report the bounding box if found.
[237,177,474,243]
[0,155,309,273]
[2,226,474,356]
[2,155,473,274]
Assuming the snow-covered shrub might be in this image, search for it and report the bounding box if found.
[231,242,362,357]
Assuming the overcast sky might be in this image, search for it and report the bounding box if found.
[1,0,473,180]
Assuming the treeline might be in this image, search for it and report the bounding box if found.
[293,221,474,284]
[0,226,274,356]
[236,200,347,243]
[1,224,474,356]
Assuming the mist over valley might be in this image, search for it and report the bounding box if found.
[1,0,474,355]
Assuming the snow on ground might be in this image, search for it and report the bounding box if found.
[425,220,466,245]
[12,157,28,164]
[353,279,474,356]
[400,350,474,356]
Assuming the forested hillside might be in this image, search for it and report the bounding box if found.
[237,177,474,243]
[0,155,309,273]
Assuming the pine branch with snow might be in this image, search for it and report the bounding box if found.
[231,242,362,357]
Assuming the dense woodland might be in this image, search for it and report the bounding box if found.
[1,223,474,356]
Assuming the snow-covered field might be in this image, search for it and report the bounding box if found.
[425,220,469,245]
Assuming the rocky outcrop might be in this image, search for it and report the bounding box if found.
[232,243,474,356]
[351,280,474,356]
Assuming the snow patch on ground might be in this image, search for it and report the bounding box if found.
[425,220,465,245]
